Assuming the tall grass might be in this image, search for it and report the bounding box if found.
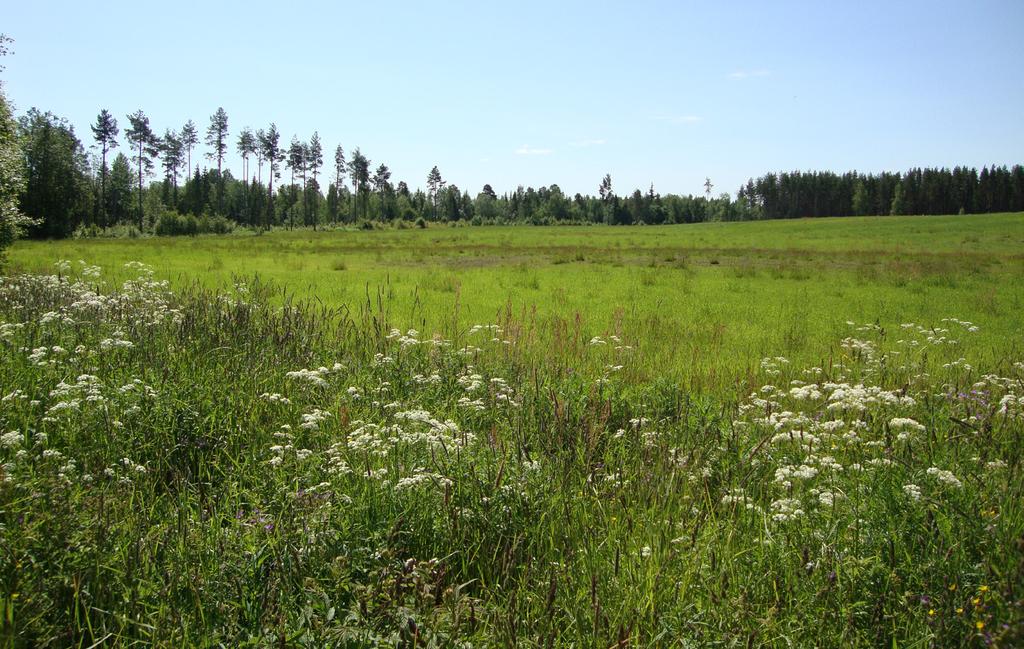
[1,262,1021,646]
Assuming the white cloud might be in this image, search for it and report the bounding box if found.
[728,69,771,80]
[515,144,553,155]
[570,138,606,147]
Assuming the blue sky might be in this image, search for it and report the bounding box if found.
[3,0,1023,197]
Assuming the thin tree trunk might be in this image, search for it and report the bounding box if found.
[100,149,107,228]
[137,142,143,230]
[268,162,274,231]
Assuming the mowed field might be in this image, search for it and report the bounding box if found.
[9,212,1024,391]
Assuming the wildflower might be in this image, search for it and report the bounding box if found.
[720,488,749,506]
[285,368,330,387]
[774,464,818,485]
[817,490,840,507]
[926,467,963,489]
[889,417,925,440]
[770,498,805,522]
[299,409,331,431]
[789,384,823,400]
[903,484,922,501]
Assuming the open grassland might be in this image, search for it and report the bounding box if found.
[8,213,1024,393]
[2,214,1024,646]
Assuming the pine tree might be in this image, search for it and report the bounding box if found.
[373,164,392,220]
[286,136,305,229]
[205,107,229,174]
[180,120,198,177]
[348,149,371,220]
[427,166,444,219]
[258,124,283,228]
[91,109,119,227]
[160,128,184,206]
[236,127,256,225]
[333,144,346,191]
[306,133,323,229]
[236,127,255,186]
[254,128,266,185]
[307,132,323,183]
[125,110,160,229]
[205,108,229,214]
[287,136,304,188]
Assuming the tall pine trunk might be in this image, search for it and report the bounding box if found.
[267,162,274,232]
[99,149,107,228]
[137,141,143,230]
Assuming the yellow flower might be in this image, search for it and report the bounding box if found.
[949,584,957,591]
[972,597,981,606]
[976,621,985,631]
[979,585,989,593]
[928,609,935,616]
[956,608,964,614]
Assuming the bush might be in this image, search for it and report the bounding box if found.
[155,212,235,237]
[198,214,235,235]
[155,212,198,236]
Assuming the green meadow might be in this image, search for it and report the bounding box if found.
[3,214,1024,646]
[9,212,1024,391]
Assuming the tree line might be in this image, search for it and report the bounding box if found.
[5,97,1024,241]
[738,167,1024,220]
